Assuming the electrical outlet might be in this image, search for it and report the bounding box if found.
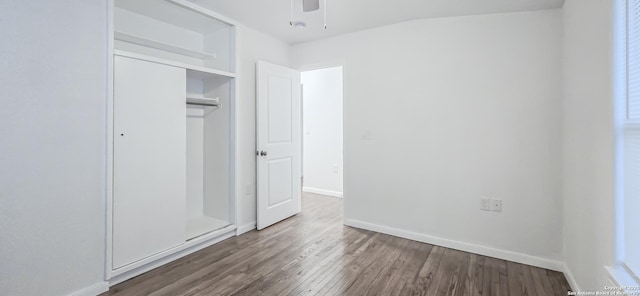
[480,198,491,211]
[491,199,502,212]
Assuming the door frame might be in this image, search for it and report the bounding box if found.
[105,0,115,280]
[296,61,348,221]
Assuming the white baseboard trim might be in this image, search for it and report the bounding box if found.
[67,282,109,296]
[237,222,256,235]
[303,187,343,198]
[563,264,580,292]
[344,218,564,272]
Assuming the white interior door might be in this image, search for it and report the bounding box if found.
[113,55,187,268]
[256,61,302,230]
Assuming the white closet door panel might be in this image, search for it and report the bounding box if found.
[113,55,187,269]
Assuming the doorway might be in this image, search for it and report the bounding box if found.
[255,62,343,230]
[301,67,344,202]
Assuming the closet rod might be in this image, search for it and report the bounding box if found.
[186,97,220,107]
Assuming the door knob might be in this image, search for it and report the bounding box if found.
[260,150,268,157]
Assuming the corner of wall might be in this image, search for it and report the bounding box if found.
[237,221,257,235]
[563,263,581,292]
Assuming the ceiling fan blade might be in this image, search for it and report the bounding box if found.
[302,0,320,12]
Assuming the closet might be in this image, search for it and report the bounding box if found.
[108,0,237,284]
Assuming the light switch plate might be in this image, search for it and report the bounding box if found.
[480,198,491,211]
[361,130,372,140]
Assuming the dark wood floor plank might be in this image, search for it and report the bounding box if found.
[287,231,381,296]
[497,258,509,296]
[452,251,471,296]
[412,245,447,295]
[464,253,484,296]
[186,210,345,295]
[271,229,374,296]
[370,239,425,296]
[506,260,527,296]
[232,226,363,296]
[171,203,342,295]
[478,256,509,296]
[385,241,433,296]
[349,238,409,296]
[481,255,494,295]
[530,265,550,296]
[520,261,540,296]
[313,234,394,296]
[199,222,345,295]
[531,266,556,296]
[433,249,466,296]
[103,193,572,296]
[550,269,573,295]
[429,248,457,295]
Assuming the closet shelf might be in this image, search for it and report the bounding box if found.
[186,96,219,106]
[115,50,236,78]
[115,31,217,60]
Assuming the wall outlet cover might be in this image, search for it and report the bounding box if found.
[491,199,502,212]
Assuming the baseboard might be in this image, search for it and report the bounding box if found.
[67,282,109,296]
[303,187,343,198]
[563,264,580,292]
[344,219,564,272]
[237,222,256,235]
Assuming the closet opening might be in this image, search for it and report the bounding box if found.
[185,71,234,240]
[301,66,344,206]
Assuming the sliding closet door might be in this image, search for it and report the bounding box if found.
[113,55,187,269]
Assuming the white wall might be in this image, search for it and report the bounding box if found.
[0,1,108,296]
[562,0,617,291]
[0,1,613,293]
[292,10,564,268]
[302,67,344,197]
[235,25,291,231]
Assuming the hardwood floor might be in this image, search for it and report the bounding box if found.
[103,193,572,296]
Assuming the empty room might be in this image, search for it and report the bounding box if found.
[1,0,639,295]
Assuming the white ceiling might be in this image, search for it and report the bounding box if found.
[192,0,565,44]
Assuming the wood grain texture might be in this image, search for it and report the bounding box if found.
[103,193,571,296]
